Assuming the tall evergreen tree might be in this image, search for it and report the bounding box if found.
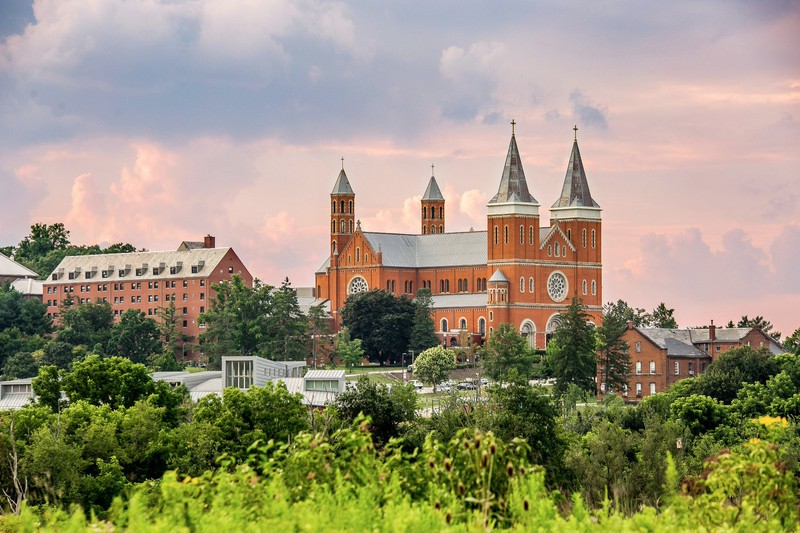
[549,297,597,396]
[107,310,162,364]
[595,309,630,395]
[651,302,678,328]
[409,288,439,355]
[264,278,308,361]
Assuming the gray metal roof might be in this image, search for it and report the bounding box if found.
[362,231,487,268]
[0,254,38,278]
[430,293,487,309]
[422,176,444,201]
[46,247,233,284]
[488,269,508,283]
[305,369,346,380]
[489,134,537,205]
[637,328,709,357]
[10,277,43,296]
[275,377,338,407]
[689,328,751,343]
[331,169,354,195]
[552,141,600,209]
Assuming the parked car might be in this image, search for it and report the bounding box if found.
[457,382,477,390]
[438,384,451,393]
[411,380,423,390]
[480,378,489,386]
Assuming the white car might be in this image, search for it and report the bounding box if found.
[411,380,423,390]
[438,384,451,392]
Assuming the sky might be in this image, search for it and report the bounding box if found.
[1,0,798,336]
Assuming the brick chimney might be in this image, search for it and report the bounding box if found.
[709,319,716,341]
[627,320,635,330]
[203,234,216,249]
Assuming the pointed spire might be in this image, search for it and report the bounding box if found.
[551,135,599,209]
[331,165,354,195]
[422,175,444,201]
[489,127,537,204]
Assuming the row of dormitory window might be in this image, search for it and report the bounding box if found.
[61,265,232,280]
[47,292,205,307]
[46,279,206,294]
[493,226,597,249]
[633,360,707,376]
[600,382,658,397]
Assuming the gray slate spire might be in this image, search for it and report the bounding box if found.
[551,140,599,208]
[331,169,354,195]
[489,134,537,204]
[422,176,444,200]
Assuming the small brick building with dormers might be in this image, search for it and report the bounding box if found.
[601,321,786,400]
[314,125,604,351]
[43,235,252,361]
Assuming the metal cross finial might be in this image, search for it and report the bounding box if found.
[431,163,435,176]
[573,125,578,141]
[341,156,344,170]
[511,119,516,136]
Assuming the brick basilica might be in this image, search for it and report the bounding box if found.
[314,124,602,350]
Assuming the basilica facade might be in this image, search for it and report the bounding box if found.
[314,125,602,350]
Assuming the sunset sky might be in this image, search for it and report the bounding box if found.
[1,0,798,336]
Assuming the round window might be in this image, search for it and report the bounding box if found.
[546,271,568,302]
[348,276,368,295]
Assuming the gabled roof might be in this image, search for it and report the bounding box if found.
[10,278,43,296]
[177,241,204,251]
[489,134,537,204]
[552,140,599,209]
[540,224,577,251]
[637,328,709,358]
[689,328,752,343]
[422,176,444,201]
[331,169,354,195]
[360,231,486,268]
[0,254,38,279]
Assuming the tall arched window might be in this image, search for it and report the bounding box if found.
[529,277,534,293]
[332,221,336,233]
[520,321,536,349]
[445,280,450,292]
[431,208,436,220]
[591,280,597,295]
[348,200,353,213]
[567,229,572,241]
[423,206,427,219]
[459,318,467,330]
[332,201,336,213]
[548,245,552,256]
[340,220,346,233]
[478,318,486,335]
[340,200,345,213]
[439,225,443,234]
[356,247,360,262]
[423,226,427,234]
[439,207,444,219]
[582,279,587,295]
[349,220,353,233]
[520,277,525,293]
[529,226,534,245]
[440,280,445,293]
[387,280,391,291]
[409,281,413,294]
[431,225,435,234]
[331,241,337,253]
[520,225,524,244]
[592,229,596,248]
[441,318,448,333]
[504,225,509,244]
[392,280,396,293]
[554,242,560,255]
[457,279,463,292]
[582,229,587,248]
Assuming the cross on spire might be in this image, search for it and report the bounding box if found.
[340,156,344,170]
[573,125,578,141]
[431,163,435,176]
[511,119,516,136]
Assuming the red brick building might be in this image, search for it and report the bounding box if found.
[315,125,603,349]
[602,322,787,400]
[43,235,252,360]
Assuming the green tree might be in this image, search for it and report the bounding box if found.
[409,288,439,354]
[340,290,415,364]
[784,328,800,355]
[156,302,190,363]
[737,315,781,341]
[56,300,114,350]
[549,297,597,396]
[38,340,77,370]
[60,355,156,409]
[14,222,70,266]
[595,309,630,394]
[0,284,52,336]
[335,376,417,447]
[107,310,161,364]
[1,351,39,380]
[308,303,331,367]
[688,345,777,404]
[32,365,63,411]
[650,302,678,328]
[413,345,454,391]
[483,323,535,384]
[334,327,365,369]
[604,299,650,327]
[199,275,272,368]
[264,278,308,361]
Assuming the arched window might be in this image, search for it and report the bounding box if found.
[592,280,597,295]
[387,280,391,291]
[567,229,572,241]
[439,207,444,219]
[340,220,346,233]
[582,229,587,248]
[349,220,353,233]
[340,200,345,213]
[494,226,498,245]
[520,225,524,245]
[348,200,353,213]
[439,224,443,234]
[445,280,450,292]
[478,318,486,335]
[520,277,525,293]
[331,241,337,253]
[459,318,467,330]
[440,280,445,293]
[441,318,448,333]
[521,321,536,349]
[554,242,560,255]
[489,311,493,321]
[365,254,369,262]
[423,226,427,234]
[463,279,468,292]
[423,206,427,219]
[431,225,435,234]
[504,225,509,244]
[562,246,567,257]
[332,221,336,233]
[392,280,396,293]
[409,281,413,293]
[332,201,336,213]
[431,208,436,220]
[592,229,596,248]
[356,247,360,262]
[529,277,534,292]
[529,226,534,245]
[582,279,587,295]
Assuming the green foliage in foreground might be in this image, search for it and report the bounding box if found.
[1,424,796,532]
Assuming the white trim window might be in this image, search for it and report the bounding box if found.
[635,361,642,375]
